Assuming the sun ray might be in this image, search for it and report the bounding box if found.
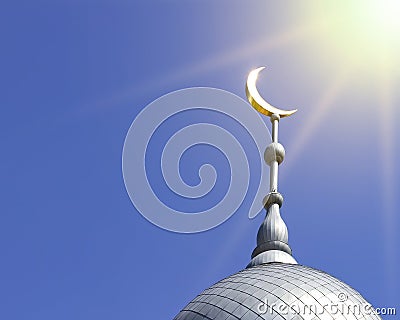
[283,72,348,175]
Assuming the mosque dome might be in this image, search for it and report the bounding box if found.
[173,70,381,320]
[173,263,380,320]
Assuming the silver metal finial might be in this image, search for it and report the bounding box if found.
[245,68,297,267]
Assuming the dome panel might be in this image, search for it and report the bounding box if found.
[174,263,381,320]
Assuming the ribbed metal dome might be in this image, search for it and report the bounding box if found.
[174,75,380,320]
[174,263,380,320]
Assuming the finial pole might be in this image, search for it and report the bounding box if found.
[245,67,297,267]
[269,114,280,193]
[271,113,279,143]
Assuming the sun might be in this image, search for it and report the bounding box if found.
[308,1,400,76]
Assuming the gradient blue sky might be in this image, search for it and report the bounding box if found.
[1,1,399,319]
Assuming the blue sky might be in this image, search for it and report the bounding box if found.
[1,1,399,319]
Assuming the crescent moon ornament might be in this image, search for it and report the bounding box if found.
[245,67,297,118]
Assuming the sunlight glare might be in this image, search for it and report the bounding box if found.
[309,1,400,75]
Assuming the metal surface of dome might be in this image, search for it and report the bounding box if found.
[174,263,380,320]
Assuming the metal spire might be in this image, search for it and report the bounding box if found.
[245,67,297,267]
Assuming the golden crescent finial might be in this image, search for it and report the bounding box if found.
[245,67,297,118]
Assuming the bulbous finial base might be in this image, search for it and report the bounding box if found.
[248,195,297,267]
